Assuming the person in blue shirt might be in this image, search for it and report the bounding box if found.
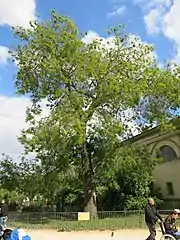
[3,228,31,240]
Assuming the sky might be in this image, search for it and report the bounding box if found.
[0,0,179,159]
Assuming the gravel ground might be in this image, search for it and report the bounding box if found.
[26,229,163,240]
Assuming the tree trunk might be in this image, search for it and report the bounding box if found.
[84,169,97,219]
[83,142,98,219]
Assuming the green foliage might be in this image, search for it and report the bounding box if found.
[0,148,162,211]
[98,145,162,210]
[9,10,180,214]
[0,154,20,191]
[0,154,42,206]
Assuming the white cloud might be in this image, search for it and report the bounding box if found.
[163,1,180,41]
[82,31,117,51]
[0,96,49,160]
[82,31,100,45]
[107,5,126,19]
[140,0,171,35]
[135,0,180,62]
[82,30,157,62]
[0,46,10,65]
[0,96,30,159]
[0,0,36,27]
[133,0,172,9]
[144,9,162,34]
[147,0,172,9]
[163,0,180,62]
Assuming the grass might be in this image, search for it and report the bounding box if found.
[9,218,145,231]
[8,213,180,231]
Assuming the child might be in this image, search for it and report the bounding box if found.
[3,228,31,240]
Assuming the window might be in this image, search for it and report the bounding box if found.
[157,145,177,162]
[166,182,174,195]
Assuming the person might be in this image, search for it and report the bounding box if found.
[145,198,163,240]
[2,228,31,240]
[0,200,9,229]
[2,228,12,240]
[164,209,180,239]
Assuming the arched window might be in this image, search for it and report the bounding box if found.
[157,145,177,162]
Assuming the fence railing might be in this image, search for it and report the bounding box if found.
[8,210,179,230]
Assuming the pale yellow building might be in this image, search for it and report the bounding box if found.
[133,121,180,207]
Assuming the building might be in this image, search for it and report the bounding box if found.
[133,119,180,207]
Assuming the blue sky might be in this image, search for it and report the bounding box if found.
[0,0,179,158]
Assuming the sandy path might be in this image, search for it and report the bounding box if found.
[26,229,163,240]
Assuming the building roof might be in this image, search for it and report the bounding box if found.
[130,117,180,142]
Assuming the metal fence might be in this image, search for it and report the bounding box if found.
[7,210,178,230]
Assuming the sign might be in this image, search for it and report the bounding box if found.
[78,212,90,221]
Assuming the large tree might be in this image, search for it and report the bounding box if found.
[11,11,180,217]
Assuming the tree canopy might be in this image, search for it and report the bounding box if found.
[10,10,180,217]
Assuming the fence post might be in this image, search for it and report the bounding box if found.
[138,210,141,228]
[108,211,110,230]
[124,208,127,229]
[26,213,29,226]
[41,211,43,225]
